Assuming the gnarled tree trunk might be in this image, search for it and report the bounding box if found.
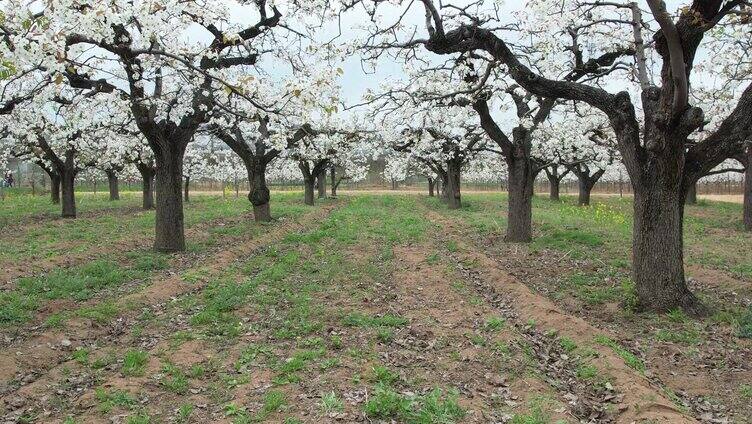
[330,167,338,197]
[317,169,327,198]
[154,147,187,252]
[50,174,61,205]
[183,176,190,203]
[548,176,560,201]
[138,165,156,210]
[446,159,462,209]
[685,181,697,205]
[428,177,435,197]
[247,159,272,222]
[106,170,120,201]
[304,177,315,206]
[744,150,751,231]
[633,182,701,314]
[506,156,534,242]
[60,169,76,218]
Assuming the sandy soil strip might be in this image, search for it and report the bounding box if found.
[426,211,697,424]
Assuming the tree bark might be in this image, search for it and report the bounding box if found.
[544,169,561,201]
[571,167,605,206]
[304,177,315,206]
[248,160,272,222]
[154,150,186,252]
[506,156,534,242]
[138,166,156,210]
[744,151,751,231]
[183,176,190,203]
[106,170,120,201]
[317,169,327,198]
[60,170,76,218]
[330,167,337,197]
[428,177,435,197]
[446,159,462,209]
[50,174,61,205]
[685,181,697,205]
[578,178,593,206]
[633,185,703,314]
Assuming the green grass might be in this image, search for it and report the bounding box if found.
[594,335,645,373]
[95,387,137,413]
[510,406,550,424]
[320,391,344,413]
[122,350,149,376]
[363,385,465,423]
[738,306,752,338]
[342,312,409,328]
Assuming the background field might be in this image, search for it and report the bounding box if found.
[0,191,750,423]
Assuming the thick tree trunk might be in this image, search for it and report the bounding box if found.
[183,176,190,203]
[446,160,462,209]
[139,168,155,210]
[330,167,337,197]
[304,178,315,206]
[50,174,61,205]
[578,177,594,206]
[428,178,435,197]
[506,157,534,242]
[633,185,703,314]
[685,181,697,205]
[106,170,120,201]
[744,158,751,231]
[248,161,272,222]
[60,170,76,218]
[317,169,327,198]
[547,174,560,201]
[154,151,186,252]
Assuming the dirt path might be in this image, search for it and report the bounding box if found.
[0,202,340,417]
[424,211,697,424]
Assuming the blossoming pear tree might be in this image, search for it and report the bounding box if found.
[343,0,752,313]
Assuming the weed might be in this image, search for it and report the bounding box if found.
[122,350,149,376]
[484,317,505,331]
[342,312,408,328]
[558,337,577,353]
[320,391,344,413]
[369,365,400,386]
[594,335,645,373]
[176,404,194,423]
[71,348,90,365]
[739,306,752,338]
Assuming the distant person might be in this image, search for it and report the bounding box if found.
[5,171,14,188]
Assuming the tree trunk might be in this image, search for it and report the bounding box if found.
[546,173,560,201]
[139,168,155,210]
[304,178,315,206]
[248,161,272,222]
[154,151,186,252]
[51,174,61,204]
[60,170,76,218]
[446,160,461,209]
[106,170,120,201]
[685,181,697,205]
[578,177,594,206]
[330,167,337,197]
[317,169,327,198]
[183,176,190,203]
[744,156,751,231]
[632,185,703,314]
[506,156,534,242]
[428,178,435,197]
